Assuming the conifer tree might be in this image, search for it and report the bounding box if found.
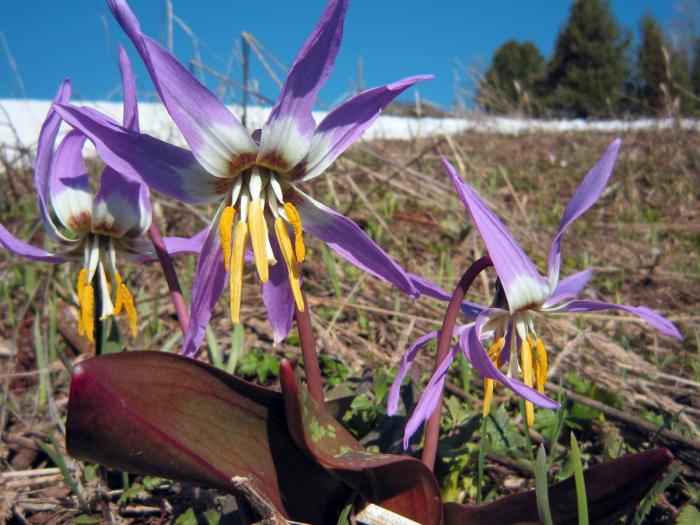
[546,0,631,117]
[477,40,545,114]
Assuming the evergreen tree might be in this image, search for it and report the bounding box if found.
[638,14,668,114]
[638,13,695,115]
[546,0,631,117]
[477,40,545,114]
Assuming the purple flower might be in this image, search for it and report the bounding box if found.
[0,49,198,342]
[54,0,430,355]
[391,139,681,445]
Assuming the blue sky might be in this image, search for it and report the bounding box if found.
[0,1,678,109]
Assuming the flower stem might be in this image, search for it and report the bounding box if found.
[148,223,190,334]
[421,256,492,471]
[294,290,324,406]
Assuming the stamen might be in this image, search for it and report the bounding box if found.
[230,221,249,323]
[284,202,306,262]
[248,199,269,282]
[114,272,138,337]
[534,337,548,393]
[274,217,304,312]
[482,337,505,417]
[77,268,87,336]
[520,338,535,426]
[219,206,235,272]
[77,268,95,343]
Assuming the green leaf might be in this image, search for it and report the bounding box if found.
[535,444,554,525]
[570,433,589,525]
[676,505,700,525]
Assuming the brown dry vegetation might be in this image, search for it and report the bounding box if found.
[0,127,698,523]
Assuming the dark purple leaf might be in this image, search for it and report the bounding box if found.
[66,351,349,523]
[443,447,674,525]
[279,361,443,525]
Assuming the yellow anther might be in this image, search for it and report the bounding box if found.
[77,269,95,343]
[230,221,249,323]
[534,337,548,394]
[114,273,138,337]
[284,202,305,262]
[274,217,304,312]
[521,338,535,427]
[219,206,235,272]
[248,199,269,283]
[482,337,506,417]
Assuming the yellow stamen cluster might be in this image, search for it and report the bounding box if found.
[482,337,505,417]
[219,201,307,325]
[482,335,549,427]
[76,268,95,342]
[114,272,138,337]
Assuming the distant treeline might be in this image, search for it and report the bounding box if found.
[477,0,700,118]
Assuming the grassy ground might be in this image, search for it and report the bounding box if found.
[0,127,698,523]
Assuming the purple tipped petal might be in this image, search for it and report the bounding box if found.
[182,209,228,358]
[0,222,65,263]
[258,0,348,172]
[402,342,460,449]
[443,158,549,313]
[35,79,72,241]
[558,299,682,340]
[295,191,417,298]
[387,330,440,416]
[55,104,223,204]
[92,168,151,238]
[163,227,208,256]
[542,268,593,308]
[108,0,256,178]
[299,75,433,181]
[409,273,484,319]
[262,239,296,345]
[118,44,139,132]
[464,310,559,409]
[547,139,621,287]
[49,130,93,233]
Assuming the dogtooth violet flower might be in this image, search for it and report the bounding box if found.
[55,0,429,355]
[0,49,202,342]
[389,139,682,443]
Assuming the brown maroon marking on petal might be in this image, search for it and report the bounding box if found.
[92,222,123,237]
[210,177,235,194]
[257,150,291,173]
[289,162,307,181]
[228,152,257,177]
[68,212,92,233]
[282,188,302,205]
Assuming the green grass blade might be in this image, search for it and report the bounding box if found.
[535,444,554,525]
[632,463,682,524]
[226,322,244,374]
[205,326,223,369]
[477,415,488,504]
[33,314,48,407]
[570,432,589,525]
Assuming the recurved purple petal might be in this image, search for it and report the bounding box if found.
[295,191,418,298]
[464,310,559,409]
[387,330,439,416]
[0,222,66,263]
[262,238,296,344]
[557,299,682,339]
[402,342,460,449]
[542,268,592,308]
[409,273,484,319]
[118,44,139,132]
[92,168,151,238]
[49,130,93,234]
[55,104,225,204]
[108,0,256,178]
[547,139,621,288]
[163,227,208,255]
[299,75,433,181]
[258,0,348,173]
[443,158,549,313]
[35,79,72,241]
[182,207,228,357]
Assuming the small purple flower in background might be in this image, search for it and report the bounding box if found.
[391,139,682,444]
[0,49,198,342]
[56,0,430,356]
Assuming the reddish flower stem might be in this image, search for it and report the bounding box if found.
[295,290,325,406]
[148,223,190,334]
[421,256,492,471]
